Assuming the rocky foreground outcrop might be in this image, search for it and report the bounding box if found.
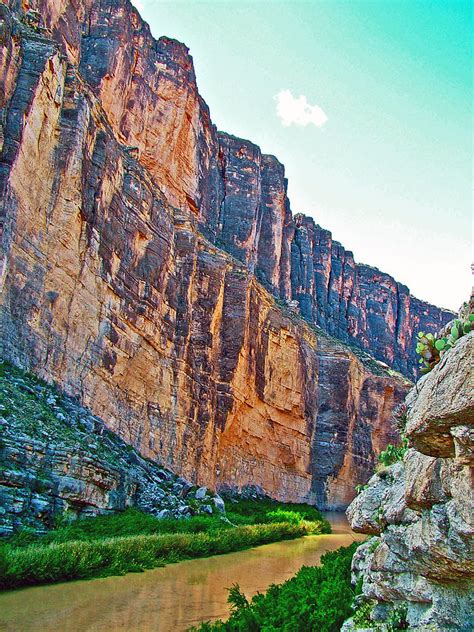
[0,0,451,510]
[344,332,473,631]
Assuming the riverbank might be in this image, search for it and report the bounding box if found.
[193,542,359,632]
[0,514,361,632]
[0,501,330,590]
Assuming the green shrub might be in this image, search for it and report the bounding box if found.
[262,509,303,525]
[225,498,331,533]
[192,543,360,632]
[352,599,377,627]
[378,438,408,467]
[387,604,409,630]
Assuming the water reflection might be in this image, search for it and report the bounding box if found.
[0,513,363,632]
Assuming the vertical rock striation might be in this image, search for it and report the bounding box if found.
[3,0,452,379]
[0,0,449,510]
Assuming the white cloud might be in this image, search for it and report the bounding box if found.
[131,0,145,12]
[274,89,328,128]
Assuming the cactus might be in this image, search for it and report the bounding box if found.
[415,312,473,374]
[434,338,446,351]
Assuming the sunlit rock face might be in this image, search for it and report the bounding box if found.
[8,0,452,379]
[0,0,448,509]
[345,333,474,631]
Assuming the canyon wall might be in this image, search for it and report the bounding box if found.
[1,0,452,381]
[0,0,413,508]
[0,0,452,509]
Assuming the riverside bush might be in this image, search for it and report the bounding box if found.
[193,542,360,632]
[225,498,331,533]
[6,498,330,549]
[0,522,315,590]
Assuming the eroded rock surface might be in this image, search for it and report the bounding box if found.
[0,362,225,535]
[0,0,452,380]
[344,332,474,631]
[0,0,454,514]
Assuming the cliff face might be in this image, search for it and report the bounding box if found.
[344,332,473,631]
[0,0,415,509]
[1,0,452,380]
[211,134,452,379]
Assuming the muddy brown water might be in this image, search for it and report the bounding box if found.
[0,512,364,632]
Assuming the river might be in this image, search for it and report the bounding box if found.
[0,512,363,632]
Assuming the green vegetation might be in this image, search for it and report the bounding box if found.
[5,500,330,548]
[0,522,315,590]
[192,543,360,632]
[377,437,409,467]
[224,497,331,532]
[0,501,330,590]
[387,604,409,631]
[352,599,376,628]
[415,314,473,374]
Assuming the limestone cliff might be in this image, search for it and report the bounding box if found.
[0,0,446,511]
[1,0,452,379]
[344,332,473,631]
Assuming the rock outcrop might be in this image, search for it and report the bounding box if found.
[344,332,473,631]
[0,0,450,511]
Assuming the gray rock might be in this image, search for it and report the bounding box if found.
[156,509,171,519]
[344,337,474,631]
[405,333,474,457]
[195,486,208,500]
[213,494,225,513]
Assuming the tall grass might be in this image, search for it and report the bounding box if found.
[6,511,229,548]
[0,522,313,590]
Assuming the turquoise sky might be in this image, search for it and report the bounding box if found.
[134,0,472,311]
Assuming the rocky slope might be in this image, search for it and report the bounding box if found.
[0,0,449,511]
[344,331,473,631]
[0,361,226,535]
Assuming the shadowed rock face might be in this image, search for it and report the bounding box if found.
[0,0,440,509]
[344,333,474,631]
